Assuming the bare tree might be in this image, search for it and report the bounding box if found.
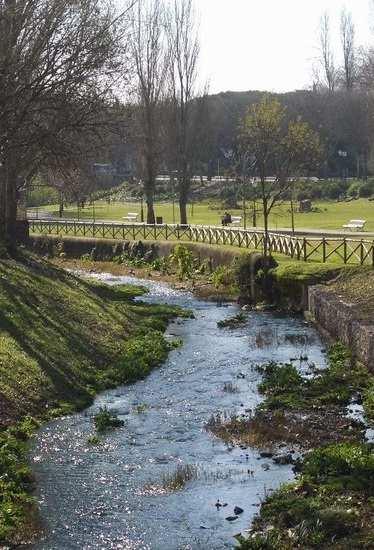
[340,8,356,90]
[0,0,134,247]
[128,0,169,224]
[239,97,322,256]
[166,0,200,225]
[319,12,337,93]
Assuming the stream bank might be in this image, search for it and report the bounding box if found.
[29,271,327,549]
[0,252,185,547]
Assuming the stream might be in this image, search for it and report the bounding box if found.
[30,274,327,550]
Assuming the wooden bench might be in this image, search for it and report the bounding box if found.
[123,212,139,222]
[231,216,242,226]
[27,210,54,219]
[342,219,366,231]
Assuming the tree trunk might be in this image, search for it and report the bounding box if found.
[178,171,190,225]
[0,172,6,245]
[1,168,18,249]
[179,199,188,225]
[263,199,269,257]
[59,192,64,217]
[260,177,269,257]
[144,173,155,224]
[146,198,155,224]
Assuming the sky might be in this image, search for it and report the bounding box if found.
[198,0,373,93]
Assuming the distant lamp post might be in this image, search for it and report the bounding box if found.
[91,194,96,222]
[338,150,348,180]
[170,171,176,224]
[251,178,258,227]
[242,177,247,229]
[240,153,256,230]
[290,180,296,235]
[138,180,144,223]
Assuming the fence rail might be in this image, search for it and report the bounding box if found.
[29,219,374,266]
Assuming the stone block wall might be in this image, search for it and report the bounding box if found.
[308,285,374,371]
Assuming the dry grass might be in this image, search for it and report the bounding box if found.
[206,409,364,450]
[223,382,240,393]
[161,464,199,491]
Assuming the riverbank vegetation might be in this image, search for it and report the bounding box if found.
[238,442,374,549]
[41,236,345,306]
[208,344,369,449]
[206,343,374,548]
[0,250,186,545]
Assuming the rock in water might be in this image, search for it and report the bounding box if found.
[234,506,244,515]
[225,516,238,522]
[273,453,293,465]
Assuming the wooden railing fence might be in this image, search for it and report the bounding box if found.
[29,219,374,266]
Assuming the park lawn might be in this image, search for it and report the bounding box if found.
[34,198,374,232]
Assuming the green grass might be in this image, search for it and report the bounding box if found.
[0,252,184,422]
[0,250,185,544]
[33,198,374,232]
[233,346,374,548]
[238,443,374,549]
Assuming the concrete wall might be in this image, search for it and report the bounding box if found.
[308,286,374,371]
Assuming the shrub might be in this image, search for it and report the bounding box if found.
[93,407,124,433]
[151,256,171,274]
[210,265,236,289]
[217,312,246,328]
[233,253,277,300]
[0,426,36,543]
[322,181,348,200]
[364,383,374,421]
[303,443,374,491]
[87,435,101,445]
[317,507,359,538]
[117,331,172,382]
[162,464,198,491]
[359,181,374,198]
[347,181,361,197]
[169,244,195,280]
[258,362,303,395]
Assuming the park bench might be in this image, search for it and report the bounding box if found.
[342,219,366,231]
[27,210,53,219]
[123,212,139,222]
[231,216,242,226]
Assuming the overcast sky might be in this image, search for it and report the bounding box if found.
[198,0,373,93]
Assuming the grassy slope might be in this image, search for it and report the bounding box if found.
[0,252,183,426]
[0,251,184,544]
[34,198,374,232]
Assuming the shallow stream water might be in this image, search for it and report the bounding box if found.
[30,274,327,550]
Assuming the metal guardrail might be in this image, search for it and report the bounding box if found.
[29,219,374,266]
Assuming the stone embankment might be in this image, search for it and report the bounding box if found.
[308,285,374,370]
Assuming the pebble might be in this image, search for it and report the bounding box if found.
[225,516,238,522]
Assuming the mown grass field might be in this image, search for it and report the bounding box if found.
[34,198,374,232]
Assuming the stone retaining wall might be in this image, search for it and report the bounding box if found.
[308,286,374,371]
[29,235,241,268]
